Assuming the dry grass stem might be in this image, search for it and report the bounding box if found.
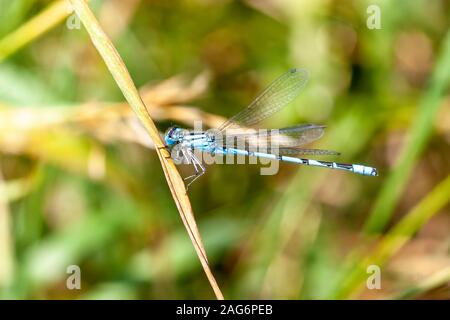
[69,0,223,299]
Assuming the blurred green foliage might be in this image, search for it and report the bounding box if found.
[0,0,449,299]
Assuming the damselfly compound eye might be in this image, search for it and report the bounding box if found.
[164,126,181,146]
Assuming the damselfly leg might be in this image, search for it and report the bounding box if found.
[181,148,205,189]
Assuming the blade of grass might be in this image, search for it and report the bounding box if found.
[0,0,70,62]
[334,173,450,299]
[68,0,223,299]
[364,29,450,233]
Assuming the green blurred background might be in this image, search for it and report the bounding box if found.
[0,0,449,299]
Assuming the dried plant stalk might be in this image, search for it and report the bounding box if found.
[69,0,223,299]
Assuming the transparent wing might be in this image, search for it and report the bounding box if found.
[218,68,309,132]
[216,124,325,148]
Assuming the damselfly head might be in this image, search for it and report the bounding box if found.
[164,126,184,146]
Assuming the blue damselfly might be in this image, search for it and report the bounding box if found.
[164,69,378,188]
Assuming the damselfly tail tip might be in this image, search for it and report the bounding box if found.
[365,166,378,176]
[371,167,378,176]
[353,164,378,176]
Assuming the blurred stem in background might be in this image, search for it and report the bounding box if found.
[393,265,450,299]
[0,162,14,286]
[335,173,450,298]
[365,29,450,234]
[0,0,69,62]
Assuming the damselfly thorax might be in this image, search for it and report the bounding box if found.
[165,127,217,151]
